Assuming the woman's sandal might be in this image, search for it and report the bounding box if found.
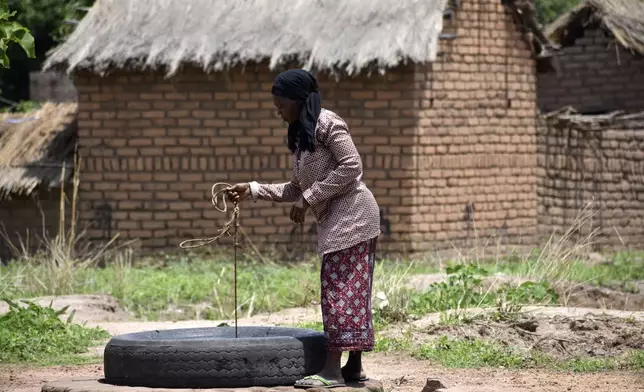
[294,375,347,389]
[341,369,369,383]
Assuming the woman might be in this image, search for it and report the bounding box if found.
[226,69,381,389]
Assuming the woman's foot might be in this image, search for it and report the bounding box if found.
[341,366,367,382]
[341,351,368,382]
[295,351,345,389]
[294,373,346,389]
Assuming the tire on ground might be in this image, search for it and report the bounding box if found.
[103,326,327,388]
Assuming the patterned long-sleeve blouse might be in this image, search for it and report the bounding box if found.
[249,109,381,256]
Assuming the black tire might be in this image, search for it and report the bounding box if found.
[103,326,327,388]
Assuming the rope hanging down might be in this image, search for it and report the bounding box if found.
[179,182,240,338]
[179,183,239,249]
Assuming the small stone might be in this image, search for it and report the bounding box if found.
[586,252,606,265]
[515,320,538,332]
[422,379,447,392]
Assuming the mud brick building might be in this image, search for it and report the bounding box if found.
[40,0,547,258]
[537,0,644,249]
[538,0,644,114]
[0,103,77,262]
[538,109,644,249]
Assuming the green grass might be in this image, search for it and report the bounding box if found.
[415,336,525,368]
[373,264,559,327]
[412,336,644,372]
[0,299,110,365]
[2,257,318,320]
[0,252,565,324]
[374,336,413,353]
[488,250,644,288]
[0,254,437,321]
[295,321,324,331]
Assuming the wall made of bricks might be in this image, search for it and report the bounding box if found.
[538,121,644,248]
[0,188,64,263]
[538,27,644,114]
[73,65,417,257]
[410,0,539,254]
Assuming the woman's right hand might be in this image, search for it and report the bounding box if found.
[226,183,251,203]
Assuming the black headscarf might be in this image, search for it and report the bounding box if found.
[271,69,321,154]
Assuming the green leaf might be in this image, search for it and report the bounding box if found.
[0,12,14,23]
[66,309,77,324]
[2,298,19,310]
[17,29,35,58]
[10,23,35,58]
[56,305,70,316]
[0,6,36,68]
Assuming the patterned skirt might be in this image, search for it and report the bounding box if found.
[320,237,377,352]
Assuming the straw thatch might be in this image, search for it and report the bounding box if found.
[0,103,78,198]
[542,106,644,130]
[545,0,644,54]
[43,0,448,77]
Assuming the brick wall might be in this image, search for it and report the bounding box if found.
[538,27,644,114]
[73,65,418,257]
[72,0,538,259]
[0,188,63,263]
[410,0,539,253]
[538,117,644,248]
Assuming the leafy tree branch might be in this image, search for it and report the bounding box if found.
[0,0,35,68]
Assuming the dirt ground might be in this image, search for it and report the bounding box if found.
[2,353,644,392]
[2,281,644,392]
[405,311,644,360]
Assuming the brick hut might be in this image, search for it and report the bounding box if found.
[0,103,78,262]
[538,0,644,114]
[537,0,644,249]
[44,0,546,259]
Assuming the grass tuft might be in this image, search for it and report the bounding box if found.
[295,321,324,331]
[411,336,644,372]
[374,335,413,353]
[0,299,110,365]
[373,264,559,326]
[414,336,525,368]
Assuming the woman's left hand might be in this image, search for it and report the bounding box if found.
[290,198,309,224]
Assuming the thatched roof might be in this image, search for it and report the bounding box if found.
[0,103,77,198]
[542,106,644,130]
[545,0,644,54]
[43,0,449,77]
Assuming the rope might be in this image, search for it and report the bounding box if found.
[178,182,239,249]
[178,181,240,338]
